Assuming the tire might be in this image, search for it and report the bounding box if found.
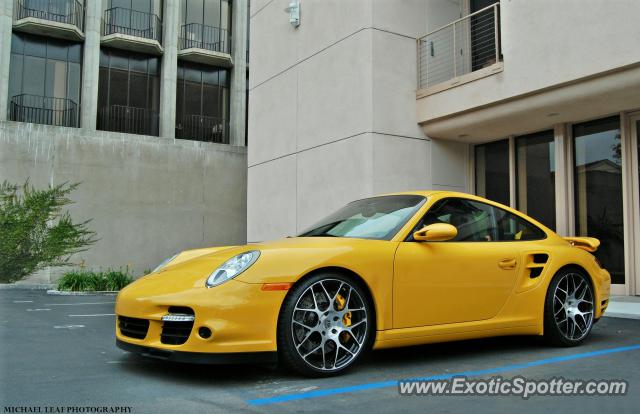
[277,272,375,377]
[544,268,595,346]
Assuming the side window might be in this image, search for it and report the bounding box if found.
[411,198,546,242]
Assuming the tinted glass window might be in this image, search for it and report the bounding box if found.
[573,116,624,284]
[516,130,556,229]
[175,61,229,142]
[413,198,545,242]
[299,195,426,241]
[475,139,510,206]
[97,48,160,135]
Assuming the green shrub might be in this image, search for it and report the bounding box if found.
[57,268,133,292]
[0,180,97,283]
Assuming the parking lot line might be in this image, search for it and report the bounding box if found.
[247,343,640,406]
[68,313,116,317]
[45,302,115,306]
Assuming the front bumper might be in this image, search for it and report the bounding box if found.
[115,277,288,354]
[116,339,277,364]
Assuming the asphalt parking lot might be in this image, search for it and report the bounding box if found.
[1,290,639,413]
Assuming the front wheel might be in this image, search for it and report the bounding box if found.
[544,269,595,346]
[277,274,374,377]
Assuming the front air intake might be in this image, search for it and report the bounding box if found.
[160,307,195,345]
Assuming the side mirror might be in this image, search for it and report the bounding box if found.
[413,223,457,242]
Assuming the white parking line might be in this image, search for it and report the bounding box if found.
[45,302,115,306]
[14,300,33,303]
[54,325,85,329]
[26,308,51,311]
[68,313,116,317]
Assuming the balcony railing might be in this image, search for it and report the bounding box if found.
[102,7,162,42]
[15,0,84,29]
[176,114,229,144]
[179,23,231,54]
[418,3,500,90]
[9,94,78,127]
[98,105,159,136]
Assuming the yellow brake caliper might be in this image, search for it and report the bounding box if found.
[336,293,352,343]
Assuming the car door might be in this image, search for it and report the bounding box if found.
[393,197,544,328]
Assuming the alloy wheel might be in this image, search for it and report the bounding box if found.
[290,279,368,371]
[552,272,594,341]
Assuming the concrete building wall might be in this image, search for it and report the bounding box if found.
[247,0,460,242]
[0,121,247,282]
[417,0,640,140]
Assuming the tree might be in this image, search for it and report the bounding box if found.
[0,181,97,283]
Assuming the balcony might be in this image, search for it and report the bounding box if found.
[176,114,229,144]
[9,94,79,128]
[101,8,163,55]
[417,3,501,96]
[97,105,159,136]
[13,0,84,41]
[178,24,233,68]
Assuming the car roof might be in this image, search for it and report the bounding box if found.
[381,190,470,198]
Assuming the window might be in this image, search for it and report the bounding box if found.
[412,198,545,242]
[179,0,231,53]
[7,32,82,127]
[104,0,163,41]
[573,116,624,284]
[475,139,510,206]
[299,195,426,241]
[97,48,160,135]
[470,0,500,71]
[175,62,229,142]
[516,130,556,229]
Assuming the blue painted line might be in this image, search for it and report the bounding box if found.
[247,343,640,406]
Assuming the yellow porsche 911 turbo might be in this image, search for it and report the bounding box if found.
[116,191,611,376]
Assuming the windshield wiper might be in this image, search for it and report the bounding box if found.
[306,234,339,237]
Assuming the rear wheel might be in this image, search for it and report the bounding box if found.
[544,269,595,346]
[278,273,373,377]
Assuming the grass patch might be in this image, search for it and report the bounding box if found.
[57,268,133,292]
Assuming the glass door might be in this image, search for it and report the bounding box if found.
[631,116,640,295]
[573,116,625,285]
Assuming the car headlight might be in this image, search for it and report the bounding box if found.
[152,253,179,273]
[206,250,260,288]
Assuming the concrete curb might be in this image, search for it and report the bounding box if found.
[47,289,119,296]
[603,312,640,320]
[0,283,56,290]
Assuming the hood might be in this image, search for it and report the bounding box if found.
[122,237,395,294]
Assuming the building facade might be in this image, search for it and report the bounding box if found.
[248,0,640,296]
[0,0,250,281]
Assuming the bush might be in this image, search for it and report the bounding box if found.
[0,180,97,283]
[57,268,133,292]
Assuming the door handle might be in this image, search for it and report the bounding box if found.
[498,258,517,270]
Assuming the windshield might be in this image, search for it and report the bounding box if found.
[298,195,426,240]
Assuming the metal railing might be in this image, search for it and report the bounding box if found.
[97,105,159,136]
[15,0,84,29]
[179,23,231,54]
[176,114,229,144]
[418,3,500,90]
[9,94,78,127]
[102,7,162,42]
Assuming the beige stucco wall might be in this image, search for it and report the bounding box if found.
[247,0,469,242]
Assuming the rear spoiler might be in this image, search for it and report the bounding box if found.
[563,237,600,252]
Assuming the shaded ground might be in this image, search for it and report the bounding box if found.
[1,290,638,413]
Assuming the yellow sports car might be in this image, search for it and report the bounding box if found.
[116,191,611,376]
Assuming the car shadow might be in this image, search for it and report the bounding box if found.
[115,323,615,385]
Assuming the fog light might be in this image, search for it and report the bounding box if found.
[198,326,212,339]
